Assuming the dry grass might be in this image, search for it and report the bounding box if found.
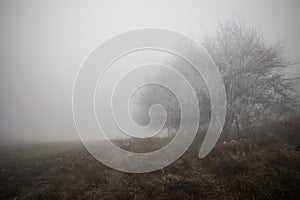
[0,138,299,200]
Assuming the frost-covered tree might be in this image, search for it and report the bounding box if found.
[135,19,298,139]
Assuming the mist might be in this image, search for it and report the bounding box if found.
[0,0,299,143]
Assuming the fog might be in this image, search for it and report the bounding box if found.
[0,0,299,143]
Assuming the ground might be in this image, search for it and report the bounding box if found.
[0,140,299,200]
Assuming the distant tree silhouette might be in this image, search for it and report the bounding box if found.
[135,18,298,139]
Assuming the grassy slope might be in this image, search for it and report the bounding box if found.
[0,140,299,200]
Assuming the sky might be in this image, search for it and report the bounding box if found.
[0,0,299,142]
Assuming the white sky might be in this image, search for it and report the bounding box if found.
[0,0,299,142]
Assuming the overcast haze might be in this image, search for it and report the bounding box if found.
[0,0,299,143]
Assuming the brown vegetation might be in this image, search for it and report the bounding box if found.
[1,120,299,200]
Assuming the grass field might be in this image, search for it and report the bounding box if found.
[0,139,299,200]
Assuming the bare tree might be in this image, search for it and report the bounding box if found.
[203,19,297,138]
[134,19,298,139]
